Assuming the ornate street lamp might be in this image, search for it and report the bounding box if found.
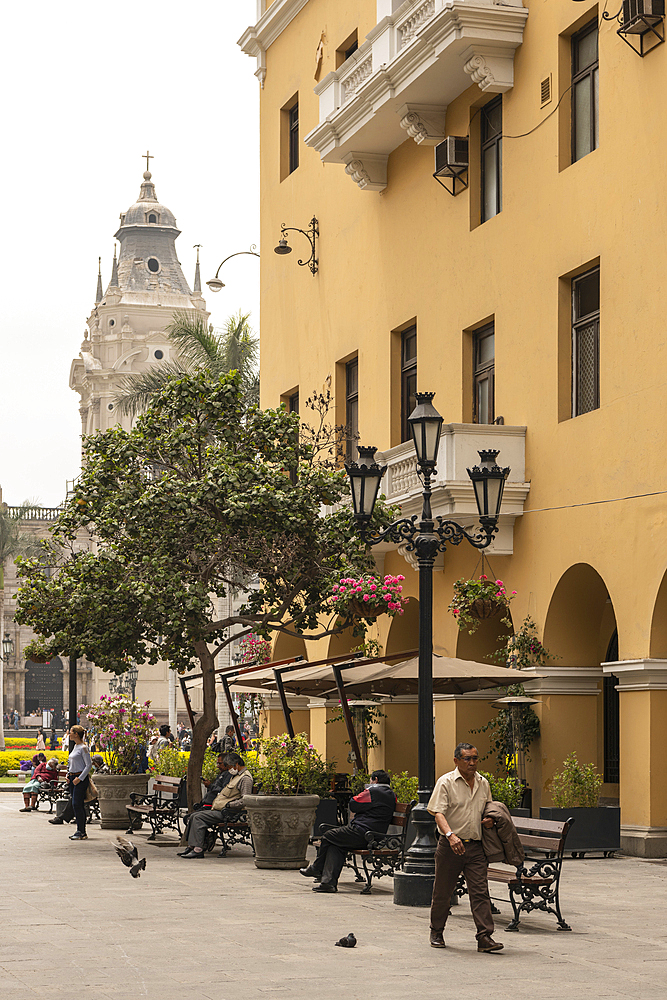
[2,633,14,662]
[206,247,260,292]
[273,217,319,275]
[126,664,139,701]
[108,675,120,694]
[345,391,510,906]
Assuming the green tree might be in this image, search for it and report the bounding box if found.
[114,310,259,417]
[15,370,392,807]
[0,501,42,750]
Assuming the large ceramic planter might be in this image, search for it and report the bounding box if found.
[94,774,150,830]
[244,794,320,869]
[539,806,620,855]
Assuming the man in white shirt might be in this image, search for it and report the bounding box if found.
[427,742,502,953]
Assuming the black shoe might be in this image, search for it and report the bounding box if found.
[49,817,64,825]
[177,849,194,857]
[182,850,205,859]
[299,865,320,879]
[69,832,88,841]
[312,882,337,893]
[19,807,31,813]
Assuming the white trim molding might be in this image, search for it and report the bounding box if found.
[305,0,528,172]
[602,659,667,692]
[521,666,603,697]
[238,0,311,87]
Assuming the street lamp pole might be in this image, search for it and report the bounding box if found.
[345,392,510,906]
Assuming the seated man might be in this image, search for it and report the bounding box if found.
[179,753,253,860]
[300,770,397,893]
[179,753,231,841]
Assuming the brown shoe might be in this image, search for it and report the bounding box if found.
[430,929,446,949]
[478,936,504,953]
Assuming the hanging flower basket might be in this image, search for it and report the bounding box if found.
[467,598,504,621]
[448,575,516,634]
[328,574,409,626]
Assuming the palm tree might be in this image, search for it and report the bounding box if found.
[0,501,42,750]
[115,310,259,417]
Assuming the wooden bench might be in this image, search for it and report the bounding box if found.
[126,775,185,840]
[455,815,574,931]
[203,807,254,857]
[321,800,417,895]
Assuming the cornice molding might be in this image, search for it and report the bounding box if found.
[238,0,311,87]
[602,659,667,692]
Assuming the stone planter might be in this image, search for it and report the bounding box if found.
[539,806,621,855]
[94,773,150,830]
[244,794,320,869]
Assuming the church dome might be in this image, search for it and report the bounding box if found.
[119,171,178,230]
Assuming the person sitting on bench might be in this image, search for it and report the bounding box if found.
[300,770,397,893]
[179,753,253,860]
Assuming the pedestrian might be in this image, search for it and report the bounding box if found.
[36,728,46,751]
[427,742,503,953]
[49,728,58,750]
[220,726,237,753]
[13,709,19,730]
[66,726,92,841]
[155,724,173,752]
[300,770,396,893]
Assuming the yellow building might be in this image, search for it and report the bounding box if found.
[240,0,667,856]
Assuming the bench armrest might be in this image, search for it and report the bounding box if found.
[129,791,157,807]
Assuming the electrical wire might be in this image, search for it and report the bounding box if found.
[521,490,667,515]
[503,85,573,140]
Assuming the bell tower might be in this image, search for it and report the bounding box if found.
[70,158,207,437]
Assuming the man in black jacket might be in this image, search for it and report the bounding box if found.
[300,770,397,893]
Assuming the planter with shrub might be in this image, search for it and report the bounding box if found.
[540,752,619,855]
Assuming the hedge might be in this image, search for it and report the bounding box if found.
[0,750,70,776]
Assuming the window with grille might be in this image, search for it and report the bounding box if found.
[345,358,359,460]
[401,327,417,443]
[572,267,600,416]
[572,21,599,163]
[473,324,495,424]
[481,97,502,222]
[288,102,299,174]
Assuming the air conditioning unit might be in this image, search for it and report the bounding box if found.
[434,136,469,177]
[623,0,664,32]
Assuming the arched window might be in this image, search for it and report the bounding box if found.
[148,214,157,223]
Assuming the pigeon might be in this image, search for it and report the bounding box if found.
[335,933,357,948]
[112,835,147,879]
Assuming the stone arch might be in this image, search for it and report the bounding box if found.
[649,568,667,657]
[326,627,359,659]
[543,563,617,665]
[271,632,308,662]
[455,612,513,665]
[385,598,419,656]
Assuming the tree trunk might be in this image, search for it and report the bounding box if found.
[186,642,219,812]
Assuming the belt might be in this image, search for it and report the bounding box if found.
[461,838,481,843]
[69,772,82,777]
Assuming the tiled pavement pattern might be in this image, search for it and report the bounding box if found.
[0,792,664,1000]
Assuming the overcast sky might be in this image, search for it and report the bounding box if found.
[0,1,260,507]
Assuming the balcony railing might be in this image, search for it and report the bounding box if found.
[305,0,528,191]
[376,422,530,557]
[5,506,62,522]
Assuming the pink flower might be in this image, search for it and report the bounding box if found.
[363,594,370,602]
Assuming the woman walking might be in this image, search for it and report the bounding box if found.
[67,726,92,841]
[36,728,46,751]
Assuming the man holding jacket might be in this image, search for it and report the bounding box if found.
[428,743,504,954]
[300,770,397,894]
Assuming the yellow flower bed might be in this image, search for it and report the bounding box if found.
[0,749,70,776]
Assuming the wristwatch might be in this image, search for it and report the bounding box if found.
[445,831,453,838]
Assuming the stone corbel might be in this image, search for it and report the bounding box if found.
[343,152,388,192]
[397,104,447,146]
[462,46,517,94]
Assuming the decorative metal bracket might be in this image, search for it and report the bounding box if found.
[276,217,319,275]
[432,166,468,197]
[603,4,665,56]
[358,513,498,552]
[206,247,260,291]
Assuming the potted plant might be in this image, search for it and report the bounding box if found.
[448,575,515,634]
[540,752,620,855]
[242,733,337,870]
[479,770,524,813]
[81,694,157,829]
[329,574,408,625]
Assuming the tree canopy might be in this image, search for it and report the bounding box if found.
[15,370,392,803]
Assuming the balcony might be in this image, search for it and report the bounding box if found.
[374,422,529,564]
[304,0,528,191]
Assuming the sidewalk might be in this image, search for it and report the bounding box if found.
[0,790,664,1000]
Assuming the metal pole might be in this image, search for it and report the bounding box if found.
[332,665,364,772]
[66,654,78,751]
[220,674,245,750]
[179,676,196,731]
[273,669,295,737]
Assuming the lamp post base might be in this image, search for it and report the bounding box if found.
[393,870,434,907]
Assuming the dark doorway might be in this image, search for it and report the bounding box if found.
[603,630,619,783]
[25,657,63,715]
